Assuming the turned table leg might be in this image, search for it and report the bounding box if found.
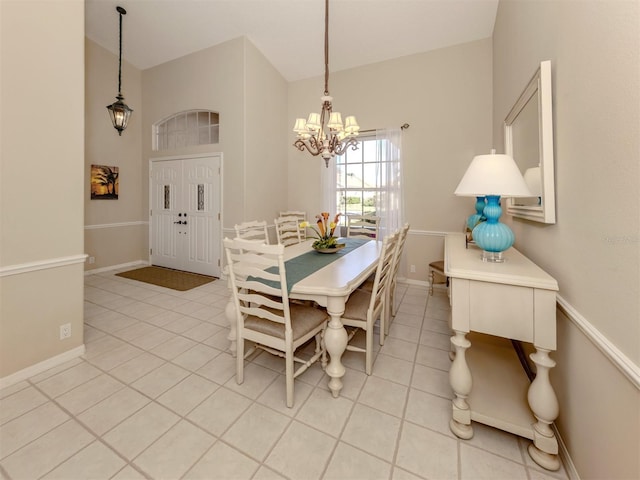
[324,297,348,398]
[527,348,560,471]
[449,330,473,439]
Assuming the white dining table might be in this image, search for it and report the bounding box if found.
[225,238,383,398]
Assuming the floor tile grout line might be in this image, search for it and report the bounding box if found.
[16,378,149,480]
[387,287,431,480]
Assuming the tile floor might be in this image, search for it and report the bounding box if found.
[0,269,571,480]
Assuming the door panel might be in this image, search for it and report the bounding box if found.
[183,156,220,276]
[150,155,221,277]
[150,160,182,270]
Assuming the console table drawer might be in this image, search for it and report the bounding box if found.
[469,280,533,342]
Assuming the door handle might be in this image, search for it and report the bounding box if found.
[174,220,182,224]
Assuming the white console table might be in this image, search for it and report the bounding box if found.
[445,233,561,471]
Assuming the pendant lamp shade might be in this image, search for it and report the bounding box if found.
[106,6,133,136]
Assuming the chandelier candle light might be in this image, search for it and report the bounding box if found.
[292,0,360,167]
[106,6,133,136]
[454,151,532,262]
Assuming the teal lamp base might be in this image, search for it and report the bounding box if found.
[466,196,486,230]
[471,195,514,263]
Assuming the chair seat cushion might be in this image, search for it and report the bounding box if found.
[244,304,328,340]
[429,260,445,273]
[343,289,371,322]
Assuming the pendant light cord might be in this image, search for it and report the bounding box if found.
[116,6,126,95]
[324,0,329,96]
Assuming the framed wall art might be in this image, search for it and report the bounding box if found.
[91,165,119,200]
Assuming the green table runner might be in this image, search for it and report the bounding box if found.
[252,238,370,293]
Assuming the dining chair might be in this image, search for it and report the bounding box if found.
[346,214,381,240]
[341,230,400,375]
[388,223,410,320]
[274,215,303,246]
[279,210,307,239]
[223,237,328,408]
[234,220,270,244]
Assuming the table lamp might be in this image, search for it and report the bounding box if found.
[454,151,532,262]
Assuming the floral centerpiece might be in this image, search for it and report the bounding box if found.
[300,213,345,251]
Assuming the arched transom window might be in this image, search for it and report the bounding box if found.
[153,110,219,151]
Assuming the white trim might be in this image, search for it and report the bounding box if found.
[557,295,640,389]
[407,229,448,237]
[85,260,149,276]
[0,254,88,277]
[554,424,580,480]
[85,221,147,230]
[0,345,85,390]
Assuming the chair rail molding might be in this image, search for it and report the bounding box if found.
[556,294,640,390]
[85,220,148,230]
[0,254,88,277]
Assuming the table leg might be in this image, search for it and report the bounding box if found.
[324,297,348,398]
[449,330,473,439]
[225,299,237,357]
[527,348,560,471]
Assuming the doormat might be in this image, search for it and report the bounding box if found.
[116,266,217,291]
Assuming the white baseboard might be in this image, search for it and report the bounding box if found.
[85,260,149,276]
[0,345,85,390]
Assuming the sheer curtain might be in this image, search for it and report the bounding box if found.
[376,127,404,237]
[321,127,404,238]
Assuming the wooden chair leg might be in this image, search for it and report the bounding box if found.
[285,350,294,408]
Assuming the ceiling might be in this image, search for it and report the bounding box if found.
[85,0,499,82]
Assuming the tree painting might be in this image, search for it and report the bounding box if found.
[91,165,119,199]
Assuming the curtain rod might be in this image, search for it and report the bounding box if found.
[358,123,410,134]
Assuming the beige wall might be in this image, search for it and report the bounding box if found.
[244,40,289,224]
[0,0,85,377]
[493,1,640,478]
[85,39,145,272]
[287,39,493,282]
[141,37,287,235]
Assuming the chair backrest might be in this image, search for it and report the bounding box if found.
[391,223,410,280]
[223,237,291,336]
[367,231,400,313]
[274,216,303,247]
[279,211,307,239]
[347,214,381,240]
[234,220,270,244]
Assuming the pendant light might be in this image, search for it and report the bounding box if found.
[106,6,133,136]
[292,0,360,167]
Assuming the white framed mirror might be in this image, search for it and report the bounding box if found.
[504,60,556,224]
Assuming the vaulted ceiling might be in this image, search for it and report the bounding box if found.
[85,0,498,82]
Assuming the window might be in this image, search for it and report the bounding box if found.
[153,110,219,151]
[335,136,380,216]
[325,128,403,236]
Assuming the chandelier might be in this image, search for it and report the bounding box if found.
[106,6,133,136]
[292,0,360,167]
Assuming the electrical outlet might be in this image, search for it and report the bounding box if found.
[88,256,95,264]
[59,323,71,340]
[410,264,416,273]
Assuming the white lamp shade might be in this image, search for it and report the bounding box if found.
[344,115,360,134]
[454,153,532,197]
[306,113,321,131]
[328,112,343,130]
[293,118,308,133]
[524,166,542,196]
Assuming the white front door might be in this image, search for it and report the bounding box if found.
[150,154,222,277]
